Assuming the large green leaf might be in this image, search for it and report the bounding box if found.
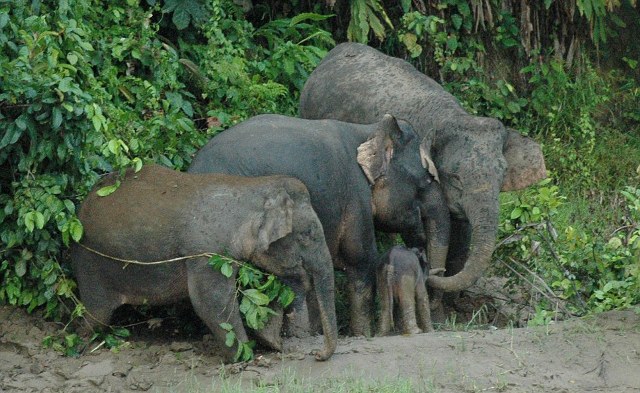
[290,12,334,27]
[242,289,270,306]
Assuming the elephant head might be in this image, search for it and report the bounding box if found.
[425,117,547,292]
[357,115,450,278]
[247,179,338,360]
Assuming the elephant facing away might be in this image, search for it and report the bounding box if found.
[300,43,547,318]
[188,114,450,337]
[376,245,440,336]
[70,164,337,362]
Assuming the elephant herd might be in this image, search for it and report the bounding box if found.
[71,43,547,363]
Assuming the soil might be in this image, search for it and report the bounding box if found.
[1,291,639,393]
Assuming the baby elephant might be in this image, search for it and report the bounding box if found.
[376,245,442,336]
[70,164,337,362]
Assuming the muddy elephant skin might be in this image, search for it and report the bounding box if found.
[376,246,434,336]
[70,164,337,362]
[299,43,547,316]
[188,114,450,336]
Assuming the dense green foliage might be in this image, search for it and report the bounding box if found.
[0,0,333,350]
[1,0,639,354]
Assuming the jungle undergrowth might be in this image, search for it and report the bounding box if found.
[0,0,332,329]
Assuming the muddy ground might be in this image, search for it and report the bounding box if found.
[1,288,639,393]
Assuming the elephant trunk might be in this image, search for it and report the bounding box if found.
[420,186,450,311]
[423,193,450,274]
[426,221,449,308]
[310,256,338,361]
[427,201,498,292]
[404,183,450,275]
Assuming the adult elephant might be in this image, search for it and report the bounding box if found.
[299,43,547,315]
[71,165,337,361]
[188,114,450,336]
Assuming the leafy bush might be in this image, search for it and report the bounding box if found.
[520,59,609,186]
[497,179,640,319]
[347,0,393,43]
[397,7,482,78]
[183,1,334,126]
[0,0,333,327]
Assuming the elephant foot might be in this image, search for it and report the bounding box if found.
[251,306,284,351]
[283,301,311,338]
[284,313,311,338]
[375,327,391,337]
[350,326,372,338]
[350,311,373,337]
[400,324,422,335]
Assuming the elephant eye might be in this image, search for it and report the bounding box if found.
[417,177,432,194]
[296,229,314,245]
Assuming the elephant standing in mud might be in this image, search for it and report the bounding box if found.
[70,164,337,362]
[376,245,440,336]
[300,43,547,319]
[188,114,451,336]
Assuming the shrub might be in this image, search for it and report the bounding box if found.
[0,0,333,327]
[497,180,640,319]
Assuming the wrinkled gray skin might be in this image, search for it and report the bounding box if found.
[70,164,337,362]
[376,246,436,336]
[188,114,450,336]
[300,43,547,319]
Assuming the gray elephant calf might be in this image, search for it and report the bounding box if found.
[70,164,337,362]
[376,245,441,336]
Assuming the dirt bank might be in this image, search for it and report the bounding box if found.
[1,303,639,392]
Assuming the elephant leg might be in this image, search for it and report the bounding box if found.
[79,291,120,334]
[416,279,434,333]
[346,266,374,337]
[376,265,393,336]
[280,276,313,338]
[187,259,247,362]
[429,270,445,321]
[285,297,312,338]
[429,294,446,325]
[252,303,284,351]
[340,215,377,337]
[75,276,121,333]
[72,248,121,333]
[398,276,421,335]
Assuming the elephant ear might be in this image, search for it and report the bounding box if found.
[232,188,294,258]
[357,114,400,185]
[501,129,548,191]
[419,138,439,183]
